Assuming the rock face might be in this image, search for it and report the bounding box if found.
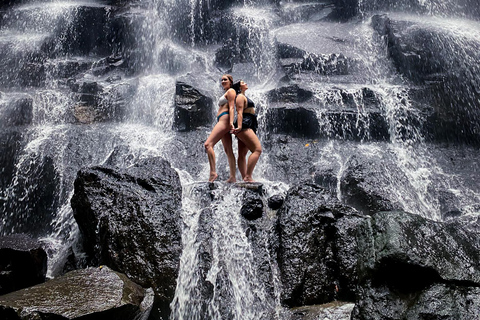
[0,234,47,295]
[276,181,480,318]
[70,157,182,309]
[0,267,154,320]
[353,211,480,319]
[277,182,365,306]
[372,14,480,146]
[174,81,213,131]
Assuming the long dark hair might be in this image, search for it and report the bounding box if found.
[232,80,242,94]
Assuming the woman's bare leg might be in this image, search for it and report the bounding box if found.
[237,139,248,180]
[236,129,262,182]
[204,120,230,182]
[221,133,236,183]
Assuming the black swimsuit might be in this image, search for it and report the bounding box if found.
[234,96,258,133]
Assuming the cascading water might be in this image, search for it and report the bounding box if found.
[1,0,480,318]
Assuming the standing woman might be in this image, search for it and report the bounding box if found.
[204,74,237,183]
[233,80,262,182]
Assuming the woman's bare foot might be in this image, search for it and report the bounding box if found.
[243,176,255,182]
[226,176,236,183]
[209,172,218,182]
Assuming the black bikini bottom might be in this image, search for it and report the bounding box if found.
[234,113,258,134]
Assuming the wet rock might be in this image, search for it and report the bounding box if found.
[264,85,317,137]
[72,80,133,123]
[278,181,364,307]
[0,129,24,204]
[365,211,480,284]
[291,301,355,320]
[98,80,137,122]
[267,194,284,210]
[0,44,46,88]
[0,95,33,127]
[353,210,480,319]
[339,155,404,215]
[278,1,334,24]
[215,31,250,70]
[91,55,125,77]
[280,50,350,77]
[262,135,322,184]
[265,106,319,138]
[0,266,154,320]
[44,58,93,79]
[2,154,59,237]
[71,157,182,309]
[0,234,47,295]
[240,189,264,220]
[174,81,213,131]
[46,5,113,56]
[372,14,480,146]
[363,0,480,18]
[329,0,359,21]
[268,84,314,104]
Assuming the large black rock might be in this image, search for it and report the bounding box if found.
[70,157,182,311]
[0,267,154,320]
[277,181,365,307]
[0,234,47,295]
[353,211,480,319]
[174,81,213,131]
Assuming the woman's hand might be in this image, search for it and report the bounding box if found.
[232,127,242,135]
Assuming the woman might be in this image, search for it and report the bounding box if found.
[233,80,262,182]
[204,74,236,183]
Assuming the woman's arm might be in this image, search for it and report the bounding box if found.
[226,88,236,131]
[234,94,245,134]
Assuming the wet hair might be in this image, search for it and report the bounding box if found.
[232,80,242,94]
[223,74,233,88]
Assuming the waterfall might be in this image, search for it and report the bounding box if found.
[172,184,270,319]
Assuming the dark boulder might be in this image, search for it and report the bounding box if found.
[240,186,264,221]
[277,181,365,307]
[0,267,154,320]
[353,211,480,319]
[267,194,284,210]
[0,234,47,295]
[265,106,320,138]
[339,154,404,215]
[265,94,320,138]
[174,81,213,131]
[70,157,182,308]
